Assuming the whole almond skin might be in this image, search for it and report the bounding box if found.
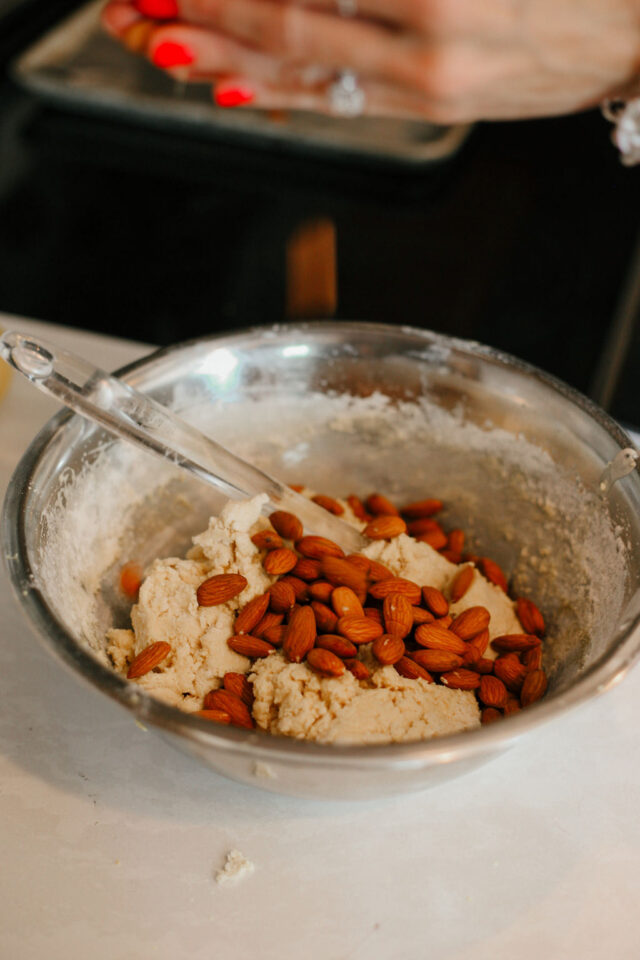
[269,580,296,614]
[523,646,543,672]
[410,649,464,672]
[478,675,508,708]
[494,655,526,692]
[195,708,232,725]
[450,606,490,640]
[440,549,462,564]
[269,510,303,541]
[467,657,495,675]
[468,628,490,659]
[395,656,433,681]
[422,586,449,618]
[223,672,254,707]
[440,668,481,691]
[364,516,407,540]
[516,597,545,636]
[346,495,371,522]
[296,536,345,560]
[227,634,276,658]
[415,529,448,551]
[320,556,368,593]
[481,707,502,725]
[406,517,442,537]
[312,494,344,516]
[309,580,334,603]
[127,641,171,679]
[234,593,270,634]
[369,578,421,605]
[337,616,384,645]
[253,611,284,638]
[366,493,399,516]
[332,586,364,619]
[372,633,405,666]
[310,601,338,634]
[316,634,358,659]
[203,689,254,729]
[283,605,317,663]
[491,634,541,653]
[503,696,522,716]
[448,529,465,553]
[263,547,299,576]
[119,561,143,598]
[345,658,370,681]
[261,624,286,647]
[364,606,384,625]
[197,573,248,607]
[451,565,474,602]
[412,606,435,625]
[479,557,508,592]
[291,558,321,581]
[382,593,414,639]
[306,647,345,677]
[251,529,283,551]
[278,576,308,602]
[415,622,467,655]
[367,558,394,582]
[520,668,548,707]
[400,498,443,519]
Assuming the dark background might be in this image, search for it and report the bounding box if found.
[1,0,640,424]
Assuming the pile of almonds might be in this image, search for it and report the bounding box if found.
[125,491,548,732]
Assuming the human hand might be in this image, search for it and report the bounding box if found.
[101,0,640,121]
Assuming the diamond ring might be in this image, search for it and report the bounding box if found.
[329,0,365,117]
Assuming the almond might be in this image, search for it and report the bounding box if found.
[261,625,286,646]
[306,647,345,677]
[291,558,321,581]
[127,641,172,679]
[288,483,304,492]
[269,510,303,541]
[412,606,435,625]
[234,593,270,634]
[415,529,448,551]
[119,561,143,598]
[478,675,508,708]
[263,547,299,576]
[450,565,474,602]
[395,656,433,682]
[346,495,371,522]
[503,696,521,716]
[203,689,254,729]
[440,668,481,690]
[494,655,526,692]
[197,573,247,607]
[523,646,543,672]
[278,576,308,602]
[410,649,464,672]
[447,529,465,553]
[269,580,296,614]
[195,708,232,725]
[421,586,449,617]
[406,517,442,537]
[401,498,443,519]
[369,577,421,605]
[253,611,284,638]
[365,493,399,516]
[440,549,462,564]
[296,536,345,559]
[345,554,372,573]
[414,622,467,655]
[227,634,276,658]
[438,614,453,628]
[337,616,384,644]
[364,606,384,625]
[382,593,414,639]
[481,707,502,724]
[332,586,364,619]
[515,597,545,636]
[479,556,508,592]
[311,494,344,516]
[283,605,317,663]
[223,672,254,707]
[491,633,541,653]
[316,634,358,659]
[367,558,395,582]
[345,658,370,681]
[320,556,368,593]
[251,529,283,551]
[520,668,548,707]
[467,657,494,674]
[372,633,405,666]
[450,606,490,640]
[468,628,490,659]
[310,600,339,634]
[364,516,407,540]
[309,580,334,603]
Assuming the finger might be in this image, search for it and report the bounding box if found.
[101,0,143,37]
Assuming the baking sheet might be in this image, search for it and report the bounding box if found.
[12,0,470,164]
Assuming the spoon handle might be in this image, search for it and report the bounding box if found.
[0,331,366,552]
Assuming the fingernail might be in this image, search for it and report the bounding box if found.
[215,83,255,108]
[134,0,178,19]
[152,40,195,68]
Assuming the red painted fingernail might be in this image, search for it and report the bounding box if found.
[215,84,255,108]
[134,0,178,19]
[152,40,195,68]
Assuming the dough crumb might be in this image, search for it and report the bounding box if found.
[216,849,255,887]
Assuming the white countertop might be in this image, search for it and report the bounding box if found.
[1,316,639,960]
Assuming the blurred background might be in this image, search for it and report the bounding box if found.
[1,0,640,424]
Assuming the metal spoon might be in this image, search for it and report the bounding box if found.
[0,331,367,552]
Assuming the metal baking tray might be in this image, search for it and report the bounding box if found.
[12,0,470,165]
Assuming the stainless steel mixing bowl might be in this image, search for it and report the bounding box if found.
[5,322,640,800]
